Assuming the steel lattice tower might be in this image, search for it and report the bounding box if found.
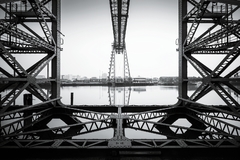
[0,0,240,159]
[108,0,131,84]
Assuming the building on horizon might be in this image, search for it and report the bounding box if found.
[102,73,107,79]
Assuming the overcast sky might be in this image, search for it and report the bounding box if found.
[61,0,179,78]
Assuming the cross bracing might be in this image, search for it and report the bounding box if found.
[0,0,240,152]
[109,0,130,52]
[108,0,131,83]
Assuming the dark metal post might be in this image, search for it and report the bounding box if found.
[71,92,74,105]
[178,0,188,100]
[0,93,1,136]
[51,0,61,104]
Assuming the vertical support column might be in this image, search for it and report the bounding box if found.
[51,0,61,103]
[178,0,188,100]
[108,106,131,148]
[115,106,125,137]
[123,49,131,83]
[123,50,125,81]
[0,94,1,136]
[108,47,116,84]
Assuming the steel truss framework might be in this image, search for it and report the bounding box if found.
[0,0,240,151]
[108,0,131,83]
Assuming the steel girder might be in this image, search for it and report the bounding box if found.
[0,0,61,120]
[109,0,130,52]
[108,0,131,82]
[1,105,240,148]
[0,0,240,151]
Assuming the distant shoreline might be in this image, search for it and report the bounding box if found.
[1,81,239,89]
[37,81,240,89]
[60,82,159,87]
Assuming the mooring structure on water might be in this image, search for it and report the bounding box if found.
[0,0,240,159]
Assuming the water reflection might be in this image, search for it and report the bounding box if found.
[108,87,132,105]
[0,85,239,105]
[61,86,179,105]
[60,85,240,105]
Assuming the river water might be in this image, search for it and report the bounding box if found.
[61,85,178,105]
[2,85,239,106]
[60,85,239,106]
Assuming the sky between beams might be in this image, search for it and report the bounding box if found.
[61,0,179,78]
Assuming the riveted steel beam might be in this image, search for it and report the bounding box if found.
[109,0,130,52]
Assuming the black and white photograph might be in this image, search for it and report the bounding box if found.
[0,0,240,159]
